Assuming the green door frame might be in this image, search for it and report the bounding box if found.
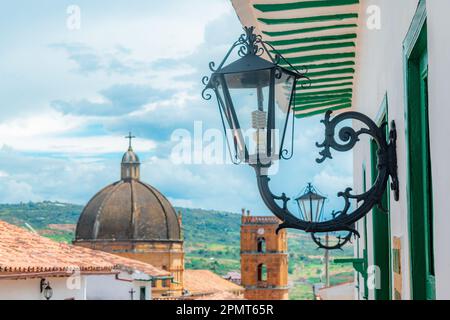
[370,95,392,300]
[340,166,369,300]
[362,166,369,300]
[403,0,435,300]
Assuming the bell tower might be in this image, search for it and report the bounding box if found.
[240,209,289,300]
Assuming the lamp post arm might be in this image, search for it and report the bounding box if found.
[253,110,399,236]
[254,165,360,234]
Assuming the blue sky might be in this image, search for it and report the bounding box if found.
[0,0,352,214]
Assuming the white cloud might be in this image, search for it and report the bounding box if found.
[1,136,155,155]
[313,170,353,192]
[0,112,84,138]
[168,198,194,208]
[0,112,156,155]
[0,178,41,203]
[0,1,354,213]
[73,1,232,62]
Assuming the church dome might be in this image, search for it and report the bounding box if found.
[75,134,181,242]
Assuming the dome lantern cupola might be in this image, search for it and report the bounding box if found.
[121,132,140,180]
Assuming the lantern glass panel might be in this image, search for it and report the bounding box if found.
[273,71,295,157]
[218,69,296,164]
[44,285,53,300]
[296,193,326,223]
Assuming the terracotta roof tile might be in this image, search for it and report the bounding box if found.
[0,221,169,278]
[195,291,245,300]
[184,270,244,295]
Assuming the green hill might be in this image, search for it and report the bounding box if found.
[0,201,354,300]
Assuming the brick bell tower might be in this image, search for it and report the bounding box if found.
[240,209,289,300]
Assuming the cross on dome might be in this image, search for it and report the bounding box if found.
[125,132,136,150]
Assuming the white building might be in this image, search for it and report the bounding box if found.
[231,0,450,300]
[351,0,450,301]
[0,221,170,300]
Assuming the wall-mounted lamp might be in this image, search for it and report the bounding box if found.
[203,27,399,249]
[40,279,53,300]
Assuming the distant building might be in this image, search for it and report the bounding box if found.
[240,209,289,300]
[73,136,184,297]
[155,270,244,300]
[223,271,241,285]
[0,221,169,300]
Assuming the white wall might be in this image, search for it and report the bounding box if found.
[86,272,152,300]
[426,0,450,300]
[0,272,152,300]
[353,0,450,300]
[0,276,87,300]
[353,0,420,300]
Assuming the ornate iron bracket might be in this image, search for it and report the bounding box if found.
[311,232,354,251]
[253,110,399,243]
[316,110,399,202]
[202,27,399,250]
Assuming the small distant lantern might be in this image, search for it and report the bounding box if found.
[295,183,326,223]
[40,279,53,300]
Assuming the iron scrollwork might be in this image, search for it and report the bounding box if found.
[253,110,399,244]
[311,232,354,251]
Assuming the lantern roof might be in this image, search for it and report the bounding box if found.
[215,54,276,74]
[215,53,300,78]
[295,183,327,201]
[230,0,361,118]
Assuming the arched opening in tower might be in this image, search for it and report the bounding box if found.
[257,237,266,253]
[257,263,267,282]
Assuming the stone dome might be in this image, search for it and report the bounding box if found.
[75,137,181,242]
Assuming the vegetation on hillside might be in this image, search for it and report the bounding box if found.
[0,201,354,300]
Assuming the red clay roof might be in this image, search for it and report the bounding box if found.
[195,291,245,300]
[0,221,169,278]
[184,270,244,295]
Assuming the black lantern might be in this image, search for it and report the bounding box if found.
[295,183,326,223]
[203,27,399,249]
[203,26,306,166]
[295,183,354,250]
[40,279,53,300]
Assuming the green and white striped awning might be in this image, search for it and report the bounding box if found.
[232,0,361,118]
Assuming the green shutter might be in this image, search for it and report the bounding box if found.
[403,0,435,300]
[249,1,360,118]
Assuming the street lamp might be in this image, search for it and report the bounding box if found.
[295,183,326,223]
[203,27,399,247]
[295,183,353,250]
[40,279,53,300]
[202,26,306,166]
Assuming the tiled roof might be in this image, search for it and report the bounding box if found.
[0,221,169,278]
[317,281,355,300]
[184,270,244,295]
[195,291,245,300]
